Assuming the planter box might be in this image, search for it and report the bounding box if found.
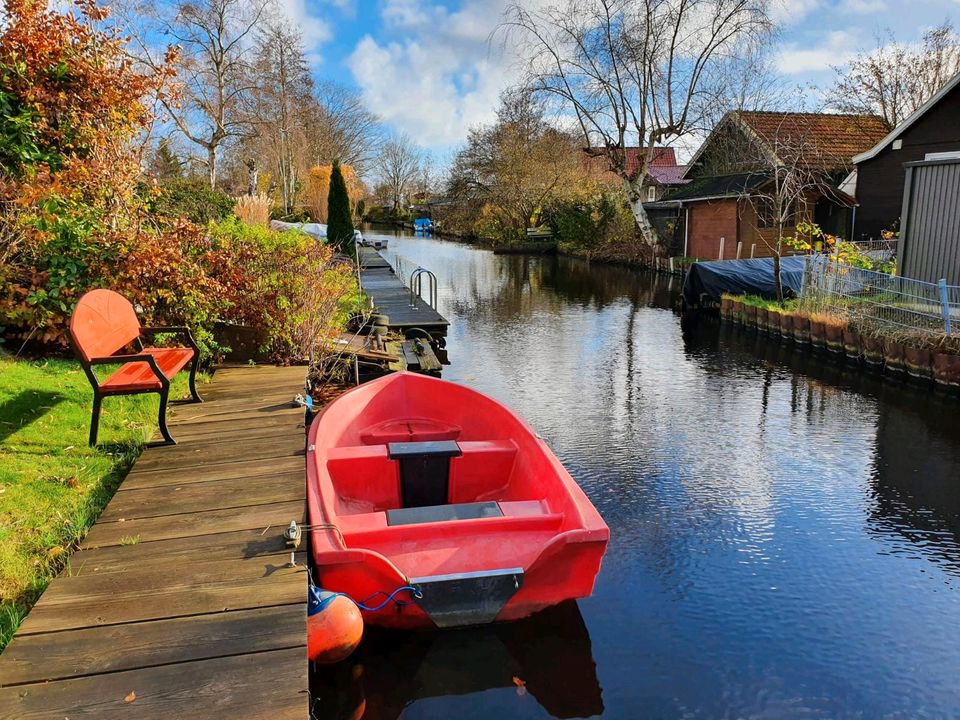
[842,328,862,360]
[792,315,811,344]
[825,323,844,353]
[810,320,826,348]
[862,334,885,366]
[933,352,960,386]
[903,346,933,379]
[720,296,733,318]
[757,307,770,332]
[882,337,907,373]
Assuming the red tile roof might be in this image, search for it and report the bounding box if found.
[583,146,686,184]
[648,164,688,185]
[734,111,890,169]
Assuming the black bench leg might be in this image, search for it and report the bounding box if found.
[89,394,103,447]
[155,389,176,446]
[188,355,203,403]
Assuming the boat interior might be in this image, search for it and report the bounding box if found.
[313,377,584,577]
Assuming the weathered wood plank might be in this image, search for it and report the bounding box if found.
[62,529,291,576]
[18,556,306,634]
[0,606,304,686]
[131,433,304,472]
[100,474,303,521]
[0,647,308,720]
[81,500,305,548]
[119,454,305,489]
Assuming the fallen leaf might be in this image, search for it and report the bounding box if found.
[124,691,136,703]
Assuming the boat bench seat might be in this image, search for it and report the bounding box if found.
[387,501,501,526]
[338,500,557,538]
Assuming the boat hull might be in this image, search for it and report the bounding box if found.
[307,373,609,629]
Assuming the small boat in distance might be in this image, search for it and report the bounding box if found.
[307,373,609,629]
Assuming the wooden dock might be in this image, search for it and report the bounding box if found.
[359,247,449,336]
[0,365,310,719]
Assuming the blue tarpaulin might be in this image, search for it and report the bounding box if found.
[682,256,807,305]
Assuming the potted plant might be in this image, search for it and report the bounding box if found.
[808,313,828,348]
[823,316,845,353]
[861,328,885,366]
[882,334,907,373]
[901,333,933,380]
[932,338,960,387]
[842,324,863,361]
[792,312,811,344]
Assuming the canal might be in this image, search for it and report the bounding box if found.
[312,227,960,719]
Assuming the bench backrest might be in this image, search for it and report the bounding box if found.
[69,289,141,363]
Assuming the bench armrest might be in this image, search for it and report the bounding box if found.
[89,353,169,387]
[139,326,200,354]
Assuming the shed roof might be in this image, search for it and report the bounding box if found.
[661,172,769,202]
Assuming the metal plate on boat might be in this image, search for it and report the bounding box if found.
[387,501,502,526]
[409,567,524,628]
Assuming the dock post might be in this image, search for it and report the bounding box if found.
[669,257,675,274]
[718,237,725,260]
[751,243,756,259]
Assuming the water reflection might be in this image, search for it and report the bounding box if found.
[330,228,960,718]
[311,602,603,720]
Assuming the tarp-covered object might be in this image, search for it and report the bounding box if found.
[270,220,327,240]
[682,256,807,305]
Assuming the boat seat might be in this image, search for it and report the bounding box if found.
[388,440,462,508]
[386,501,502,526]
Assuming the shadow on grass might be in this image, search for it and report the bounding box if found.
[0,390,64,445]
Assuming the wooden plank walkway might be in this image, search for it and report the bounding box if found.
[359,247,449,335]
[0,365,310,719]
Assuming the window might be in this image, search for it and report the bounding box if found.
[647,186,657,202]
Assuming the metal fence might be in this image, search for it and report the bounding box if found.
[801,256,960,335]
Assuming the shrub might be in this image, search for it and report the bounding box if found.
[234,193,272,228]
[144,180,234,225]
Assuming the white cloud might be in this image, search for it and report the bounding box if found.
[839,0,887,12]
[349,0,517,149]
[276,0,333,52]
[769,0,821,25]
[776,30,857,73]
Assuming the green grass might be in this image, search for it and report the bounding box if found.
[0,351,198,650]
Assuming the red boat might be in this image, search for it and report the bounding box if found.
[306,372,609,629]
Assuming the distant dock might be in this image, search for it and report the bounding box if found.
[359,247,449,338]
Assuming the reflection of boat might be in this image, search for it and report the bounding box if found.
[307,372,609,629]
[310,601,604,720]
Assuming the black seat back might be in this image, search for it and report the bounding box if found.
[387,440,462,508]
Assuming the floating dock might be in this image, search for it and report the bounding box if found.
[359,247,449,337]
[0,366,309,719]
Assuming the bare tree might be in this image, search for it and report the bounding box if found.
[127,0,271,188]
[307,82,383,175]
[502,0,771,252]
[736,119,836,301]
[375,134,423,211]
[827,22,960,127]
[252,20,313,213]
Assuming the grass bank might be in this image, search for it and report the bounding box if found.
[0,352,197,649]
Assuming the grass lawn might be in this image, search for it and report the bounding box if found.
[0,351,198,650]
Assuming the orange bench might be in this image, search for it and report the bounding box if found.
[69,289,203,446]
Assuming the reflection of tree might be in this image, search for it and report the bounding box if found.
[683,314,960,573]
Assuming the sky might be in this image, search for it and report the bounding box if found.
[280,0,960,156]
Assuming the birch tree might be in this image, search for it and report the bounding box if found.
[502,0,771,253]
[129,0,270,188]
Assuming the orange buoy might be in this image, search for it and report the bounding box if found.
[307,588,363,664]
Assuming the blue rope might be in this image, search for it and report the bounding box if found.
[309,583,422,614]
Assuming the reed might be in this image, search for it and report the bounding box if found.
[234,194,272,227]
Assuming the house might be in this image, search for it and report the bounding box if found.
[648,111,889,259]
[582,146,688,201]
[844,71,960,241]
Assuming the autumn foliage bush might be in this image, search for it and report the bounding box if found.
[0,0,354,363]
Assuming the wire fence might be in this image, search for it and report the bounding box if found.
[801,256,960,336]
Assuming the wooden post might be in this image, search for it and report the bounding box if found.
[669,257,675,273]
[736,241,743,259]
[750,243,756,259]
[718,237,725,260]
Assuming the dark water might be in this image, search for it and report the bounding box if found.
[313,228,960,719]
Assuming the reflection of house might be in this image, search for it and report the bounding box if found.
[647,111,888,259]
[582,146,688,201]
[844,71,960,241]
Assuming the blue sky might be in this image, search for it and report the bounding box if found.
[283,0,960,155]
